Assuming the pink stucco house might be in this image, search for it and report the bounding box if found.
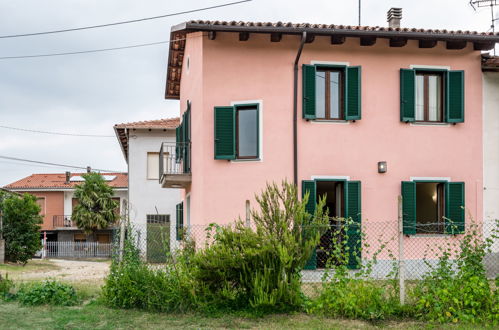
[159,15,499,270]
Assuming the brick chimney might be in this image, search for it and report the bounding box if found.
[387,8,402,28]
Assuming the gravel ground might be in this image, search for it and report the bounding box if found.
[15,259,110,282]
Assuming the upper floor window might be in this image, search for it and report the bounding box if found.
[147,152,160,180]
[303,64,361,121]
[316,68,344,120]
[415,72,443,122]
[214,103,260,160]
[401,68,464,123]
[36,197,46,215]
[236,106,259,159]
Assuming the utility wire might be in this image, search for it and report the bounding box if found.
[0,155,123,173]
[0,125,114,137]
[0,0,252,39]
[0,39,177,60]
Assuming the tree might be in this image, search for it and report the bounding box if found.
[72,173,119,234]
[1,193,42,264]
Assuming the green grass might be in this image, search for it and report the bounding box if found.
[1,300,497,330]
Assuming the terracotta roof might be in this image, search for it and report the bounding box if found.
[165,20,499,99]
[114,118,180,162]
[482,54,499,72]
[4,173,128,190]
[114,118,180,130]
[178,20,499,37]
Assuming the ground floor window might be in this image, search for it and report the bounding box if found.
[74,233,86,243]
[415,182,445,234]
[302,179,361,270]
[402,181,465,235]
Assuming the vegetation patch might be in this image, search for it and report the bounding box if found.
[16,280,80,306]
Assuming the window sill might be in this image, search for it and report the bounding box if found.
[409,122,451,127]
[231,158,262,163]
[309,119,351,124]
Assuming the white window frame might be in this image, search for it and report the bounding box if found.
[230,99,263,162]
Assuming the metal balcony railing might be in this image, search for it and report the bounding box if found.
[159,142,191,181]
[53,215,74,228]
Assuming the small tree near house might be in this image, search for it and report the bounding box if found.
[0,192,42,264]
[72,173,119,234]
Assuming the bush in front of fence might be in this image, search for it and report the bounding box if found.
[102,232,200,312]
[409,222,499,324]
[306,222,403,321]
[103,181,329,314]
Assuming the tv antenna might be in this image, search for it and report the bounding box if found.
[470,1,498,54]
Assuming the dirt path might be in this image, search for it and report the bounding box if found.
[14,259,110,282]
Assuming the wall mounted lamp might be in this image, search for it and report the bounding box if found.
[378,161,387,173]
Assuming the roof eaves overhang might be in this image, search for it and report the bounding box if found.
[165,22,499,99]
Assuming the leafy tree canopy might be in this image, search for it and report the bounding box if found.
[1,193,42,264]
[72,173,119,234]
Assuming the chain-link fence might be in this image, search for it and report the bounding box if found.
[115,219,499,297]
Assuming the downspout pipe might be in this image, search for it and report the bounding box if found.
[293,31,307,187]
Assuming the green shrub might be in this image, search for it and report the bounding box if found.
[308,278,400,321]
[0,274,15,300]
[191,181,329,312]
[410,222,499,324]
[102,234,199,312]
[16,280,80,306]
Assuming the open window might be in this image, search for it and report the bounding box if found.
[214,103,260,160]
[401,68,464,123]
[402,181,465,235]
[303,64,361,121]
[302,179,361,270]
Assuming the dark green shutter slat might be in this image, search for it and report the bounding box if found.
[446,70,465,123]
[214,106,235,160]
[445,182,465,234]
[402,181,416,235]
[183,107,191,173]
[175,126,181,162]
[400,69,416,122]
[302,180,317,270]
[302,180,316,216]
[176,202,184,240]
[345,66,361,120]
[302,64,316,119]
[345,181,361,269]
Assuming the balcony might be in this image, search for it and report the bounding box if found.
[159,142,191,188]
[53,215,75,229]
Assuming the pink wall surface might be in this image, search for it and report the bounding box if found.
[178,32,483,248]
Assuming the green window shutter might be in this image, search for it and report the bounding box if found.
[176,202,184,241]
[183,109,191,173]
[214,106,235,160]
[445,182,465,234]
[302,180,316,216]
[345,181,361,269]
[175,126,181,162]
[400,69,416,122]
[301,180,317,270]
[302,64,316,119]
[401,181,416,235]
[446,70,465,123]
[345,66,362,120]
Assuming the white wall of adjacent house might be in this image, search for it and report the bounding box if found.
[483,71,499,256]
[127,129,181,252]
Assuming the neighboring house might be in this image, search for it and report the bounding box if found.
[114,118,182,260]
[159,12,499,272]
[482,54,499,275]
[3,172,128,244]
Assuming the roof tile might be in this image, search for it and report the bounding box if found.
[4,173,128,190]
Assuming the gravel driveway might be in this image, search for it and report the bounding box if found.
[15,259,110,282]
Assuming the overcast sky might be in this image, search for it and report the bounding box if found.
[0,0,495,186]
